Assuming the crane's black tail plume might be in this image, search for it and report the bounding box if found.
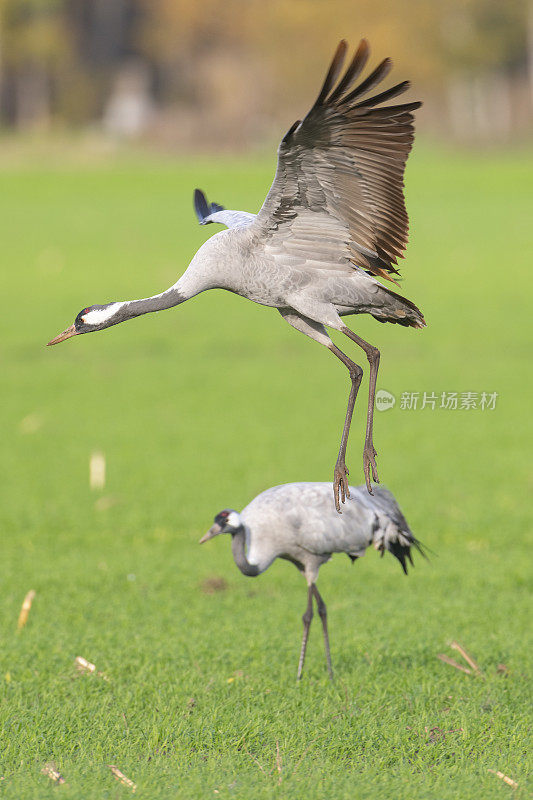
[194,188,224,225]
[383,531,426,575]
[372,285,426,329]
[368,486,427,574]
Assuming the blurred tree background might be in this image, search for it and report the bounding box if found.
[0,0,531,147]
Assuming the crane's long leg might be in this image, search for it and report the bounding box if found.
[278,309,363,514]
[312,585,333,680]
[297,585,314,681]
[329,344,364,512]
[341,327,380,494]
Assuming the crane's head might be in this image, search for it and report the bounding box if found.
[47,303,125,345]
[200,509,242,543]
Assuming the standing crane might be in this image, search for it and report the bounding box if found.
[47,40,425,511]
[200,482,424,680]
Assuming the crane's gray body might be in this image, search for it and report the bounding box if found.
[237,481,416,583]
[178,224,411,333]
[203,480,423,679]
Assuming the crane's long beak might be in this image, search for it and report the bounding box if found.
[47,324,78,346]
[199,522,222,544]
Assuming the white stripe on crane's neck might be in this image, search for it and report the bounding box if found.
[82,303,125,326]
[227,511,242,528]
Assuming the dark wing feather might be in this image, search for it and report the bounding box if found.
[256,40,421,280]
[328,39,370,103]
[194,188,256,229]
[194,188,226,224]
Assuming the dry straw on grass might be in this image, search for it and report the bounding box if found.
[437,641,483,677]
[17,590,36,630]
[41,762,66,785]
[108,765,136,792]
[488,769,518,789]
[450,640,482,675]
[436,653,473,675]
[75,656,108,680]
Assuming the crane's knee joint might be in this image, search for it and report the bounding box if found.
[349,364,363,382]
[302,608,313,626]
[316,599,327,619]
[367,345,380,364]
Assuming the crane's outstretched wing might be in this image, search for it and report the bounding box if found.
[255,40,421,281]
[194,188,256,229]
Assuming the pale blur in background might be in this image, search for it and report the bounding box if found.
[0,0,532,153]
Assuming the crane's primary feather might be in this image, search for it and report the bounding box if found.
[256,40,422,283]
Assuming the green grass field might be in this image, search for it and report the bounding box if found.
[1,145,531,798]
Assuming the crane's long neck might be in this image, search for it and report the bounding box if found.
[231,528,260,577]
[105,234,226,326]
[117,274,196,322]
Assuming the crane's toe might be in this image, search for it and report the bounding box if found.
[333,462,351,513]
[363,445,379,494]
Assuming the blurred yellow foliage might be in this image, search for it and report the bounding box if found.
[0,0,530,143]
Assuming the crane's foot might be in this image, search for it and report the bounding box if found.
[333,461,350,513]
[363,444,379,494]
